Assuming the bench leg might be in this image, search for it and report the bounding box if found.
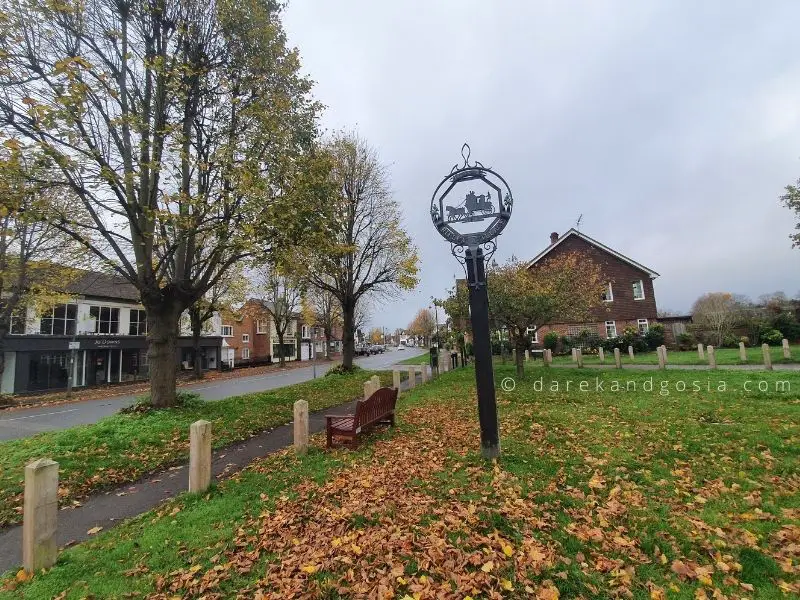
[390,412,395,427]
[326,426,332,449]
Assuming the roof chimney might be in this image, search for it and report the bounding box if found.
[550,232,559,245]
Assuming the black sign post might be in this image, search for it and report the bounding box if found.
[430,144,513,460]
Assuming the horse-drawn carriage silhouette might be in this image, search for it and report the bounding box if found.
[445,190,493,222]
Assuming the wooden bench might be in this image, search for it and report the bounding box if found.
[326,386,398,448]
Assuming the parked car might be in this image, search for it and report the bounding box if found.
[355,343,371,356]
[370,344,385,354]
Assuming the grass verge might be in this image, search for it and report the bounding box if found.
[550,344,800,366]
[398,351,431,365]
[3,365,798,598]
[0,370,390,528]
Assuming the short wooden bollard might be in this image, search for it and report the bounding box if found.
[407,366,417,388]
[23,458,59,573]
[783,339,791,359]
[420,365,429,383]
[576,348,584,368]
[614,347,622,369]
[524,350,529,362]
[661,345,668,364]
[371,375,380,390]
[544,349,552,366]
[628,345,634,361]
[708,346,717,370]
[363,380,374,400]
[189,420,212,493]
[739,342,747,362]
[762,343,773,370]
[598,347,605,364]
[697,343,705,361]
[393,369,401,392]
[571,348,578,362]
[293,400,309,455]
[657,346,665,370]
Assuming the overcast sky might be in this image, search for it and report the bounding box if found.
[283,0,800,330]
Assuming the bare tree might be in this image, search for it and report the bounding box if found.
[258,268,303,367]
[691,292,743,346]
[306,132,418,371]
[303,284,341,360]
[0,0,324,405]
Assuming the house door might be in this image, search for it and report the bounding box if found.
[300,343,310,361]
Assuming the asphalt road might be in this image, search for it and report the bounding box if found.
[0,348,426,442]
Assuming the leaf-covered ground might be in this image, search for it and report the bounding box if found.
[3,366,799,599]
[0,371,390,528]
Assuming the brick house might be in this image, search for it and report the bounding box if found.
[527,229,660,344]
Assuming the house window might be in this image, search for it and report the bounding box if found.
[89,305,120,334]
[301,325,309,338]
[129,309,147,336]
[221,325,233,337]
[256,320,268,334]
[40,304,77,335]
[242,334,250,343]
[632,280,645,301]
[638,319,649,334]
[605,321,617,338]
[526,327,539,343]
[602,283,614,302]
[242,347,250,360]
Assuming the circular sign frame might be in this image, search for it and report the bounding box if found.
[430,144,513,250]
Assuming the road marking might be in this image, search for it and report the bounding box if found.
[0,408,80,422]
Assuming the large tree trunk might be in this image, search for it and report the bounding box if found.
[277,332,285,367]
[514,334,526,378]
[189,309,203,380]
[146,302,182,408]
[341,300,355,369]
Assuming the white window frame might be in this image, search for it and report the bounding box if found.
[256,320,268,334]
[605,321,617,338]
[242,347,250,360]
[632,280,645,301]
[602,282,614,302]
[221,325,233,337]
[301,325,309,338]
[526,327,539,343]
[637,318,649,334]
[242,334,250,343]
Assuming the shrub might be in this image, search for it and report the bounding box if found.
[465,341,473,356]
[761,329,783,346]
[772,313,800,342]
[722,334,740,348]
[325,364,363,376]
[559,335,573,354]
[676,332,696,350]
[644,323,665,349]
[739,336,750,347]
[543,331,559,351]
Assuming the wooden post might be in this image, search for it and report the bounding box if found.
[524,350,529,362]
[420,365,429,383]
[697,343,705,361]
[571,347,577,362]
[393,369,401,393]
[628,345,634,361]
[407,366,417,388]
[739,342,747,362]
[661,345,668,364]
[576,348,583,368]
[762,343,773,371]
[614,347,622,369]
[371,374,380,389]
[293,400,309,455]
[657,346,665,370]
[189,420,212,493]
[363,380,373,400]
[783,339,791,359]
[708,346,717,370]
[23,458,58,573]
[598,347,605,364]
[544,349,552,366]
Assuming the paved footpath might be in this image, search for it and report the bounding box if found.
[0,368,426,574]
[0,349,425,441]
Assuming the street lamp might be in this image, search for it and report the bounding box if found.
[430,143,513,460]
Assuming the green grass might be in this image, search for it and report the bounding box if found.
[0,370,391,528]
[3,365,798,598]
[397,351,430,365]
[549,344,800,366]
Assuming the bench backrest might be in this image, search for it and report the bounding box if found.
[354,386,398,428]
